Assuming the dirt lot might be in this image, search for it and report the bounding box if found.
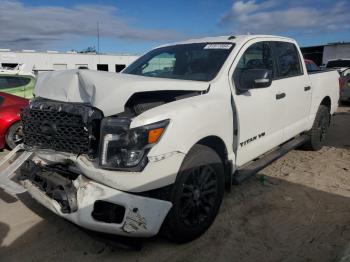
[0,106,350,262]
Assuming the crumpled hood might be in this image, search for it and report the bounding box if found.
[34,69,209,116]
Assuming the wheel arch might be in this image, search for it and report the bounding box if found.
[4,119,21,148]
[195,135,232,191]
[320,96,331,112]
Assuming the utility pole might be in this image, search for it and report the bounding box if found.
[97,21,100,54]
[97,21,101,64]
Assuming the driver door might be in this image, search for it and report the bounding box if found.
[230,40,285,166]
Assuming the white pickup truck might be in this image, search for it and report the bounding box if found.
[0,35,340,243]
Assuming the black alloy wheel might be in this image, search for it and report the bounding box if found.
[163,144,225,243]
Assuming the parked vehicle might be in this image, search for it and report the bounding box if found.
[0,92,28,149]
[325,59,350,103]
[0,65,35,99]
[339,68,350,103]
[304,59,320,72]
[325,59,350,72]
[0,35,340,243]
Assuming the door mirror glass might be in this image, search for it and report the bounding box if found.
[239,68,272,90]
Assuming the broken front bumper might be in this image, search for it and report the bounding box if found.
[22,175,172,237]
[0,146,173,237]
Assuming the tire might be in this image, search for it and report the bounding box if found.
[5,122,24,150]
[303,105,330,151]
[162,144,225,243]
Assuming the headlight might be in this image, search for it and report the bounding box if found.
[99,117,169,171]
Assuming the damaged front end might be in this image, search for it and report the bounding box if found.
[0,68,207,236]
[16,158,172,236]
[19,160,78,213]
[0,144,173,237]
[0,92,179,236]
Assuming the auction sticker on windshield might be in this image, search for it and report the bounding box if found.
[204,44,233,49]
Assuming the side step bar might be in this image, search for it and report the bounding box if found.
[233,135,309,185]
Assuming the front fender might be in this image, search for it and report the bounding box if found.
[131,93,234,159]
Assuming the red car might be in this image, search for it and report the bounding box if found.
[0,92,28,149]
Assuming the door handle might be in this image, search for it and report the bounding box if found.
[276,92,286,100]
[304,86,311,91]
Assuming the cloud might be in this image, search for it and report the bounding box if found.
[0,1,183,50]
[220,0,350,35]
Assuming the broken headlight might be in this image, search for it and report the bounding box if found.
[99,117,169,171]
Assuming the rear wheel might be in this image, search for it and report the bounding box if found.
[163,144,225,243]
[5,122,24,150]
[303,105,330,151]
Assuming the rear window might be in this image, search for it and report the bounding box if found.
[326,60,350,68]
[272,42,303,78]
[0,76,31,89]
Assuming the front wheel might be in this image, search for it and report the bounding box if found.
[5,122,24,150]
[162,144,225,243]
[303,105,330,151]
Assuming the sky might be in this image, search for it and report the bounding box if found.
[0,0,349,54]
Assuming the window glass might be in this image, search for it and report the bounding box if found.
[0,76,30,89]
[115,64,126,72]
[235,42,273,71]
[97,64,109,71]
[53,64,67,70]
[1,63,18,69]
[304,60,320,72]
[76,64,88,69]
[140,53,176,75]
[326,60,350,68]
[273,42,302,77]
[124,43,234,81]
[233,42,273,90]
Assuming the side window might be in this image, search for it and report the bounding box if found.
[233,41,273,89]
[273,42,302,78]
[236,42,273,71]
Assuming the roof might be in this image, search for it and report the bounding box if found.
[163,34,295,47]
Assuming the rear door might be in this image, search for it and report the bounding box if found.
[271,41,312,140]
[230,40,285,166]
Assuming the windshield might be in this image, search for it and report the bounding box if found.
[123,43,234,81]
[326,60,350,68]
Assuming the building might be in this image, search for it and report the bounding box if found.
[0,49,139,74]
[301,42,350,66]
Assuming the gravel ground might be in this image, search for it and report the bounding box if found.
[0,106,349,262]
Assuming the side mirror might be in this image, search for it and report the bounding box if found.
[237,69,272,91]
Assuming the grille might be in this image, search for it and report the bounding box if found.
[21,99,103,156]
